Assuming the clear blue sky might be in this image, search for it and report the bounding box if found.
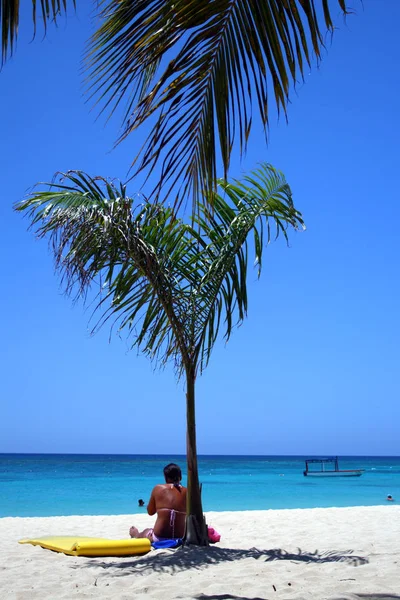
[1,1,399,456]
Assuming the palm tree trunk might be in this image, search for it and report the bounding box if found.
[184,366,209,546]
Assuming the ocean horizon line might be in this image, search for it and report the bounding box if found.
[1,452,399,458]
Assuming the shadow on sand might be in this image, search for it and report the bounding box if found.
[77,545,369,577]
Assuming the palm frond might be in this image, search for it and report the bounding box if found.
[86,0,351,210]
[1,0,76,65]
[191,163,304,372]
[16,170,195,374]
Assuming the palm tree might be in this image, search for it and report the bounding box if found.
[3,0,351,210]
[16,163,304,545]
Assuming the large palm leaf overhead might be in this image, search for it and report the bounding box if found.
[3,1,350,210]
[17,163,304,544]
[87,0,351,208]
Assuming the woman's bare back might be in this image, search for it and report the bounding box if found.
[150,484,187,538]
[129,463,187,541]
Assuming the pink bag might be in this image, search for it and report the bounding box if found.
[207,526,221,543]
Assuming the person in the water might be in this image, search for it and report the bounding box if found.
[138,499,145,507]
[387,494,394,501]
[130,463,186,541]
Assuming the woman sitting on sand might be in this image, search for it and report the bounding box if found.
[129,463,187,542]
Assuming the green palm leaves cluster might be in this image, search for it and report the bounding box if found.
[2,1,350,210]
[88,0,350,207]
[17,164,304,378]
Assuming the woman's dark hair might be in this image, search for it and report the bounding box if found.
[164,463,182,485]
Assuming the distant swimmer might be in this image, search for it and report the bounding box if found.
[138,499,145,507]
[387,494,394,502]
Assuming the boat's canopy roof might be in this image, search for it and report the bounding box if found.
[304,457,339,471]
[305,457,338,465]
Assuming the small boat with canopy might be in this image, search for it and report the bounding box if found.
[303,457,364,477]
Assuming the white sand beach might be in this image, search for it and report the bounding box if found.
[1,506,399,600]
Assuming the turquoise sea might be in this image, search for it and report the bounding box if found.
[1,454,399,517]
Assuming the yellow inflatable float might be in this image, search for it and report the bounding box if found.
[19,536,151,557]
